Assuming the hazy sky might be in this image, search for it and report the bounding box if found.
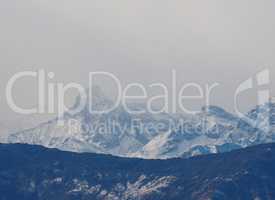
[0,0,275,124]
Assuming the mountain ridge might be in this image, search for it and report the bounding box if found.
[5,87,275,159]
[0,142,275,200]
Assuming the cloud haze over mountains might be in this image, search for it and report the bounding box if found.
[0,0,275,125]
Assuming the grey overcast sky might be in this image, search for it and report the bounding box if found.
[0,0,275,124]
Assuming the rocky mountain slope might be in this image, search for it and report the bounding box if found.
[0,143,275,200]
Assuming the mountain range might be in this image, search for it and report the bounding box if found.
[6,87,275,159]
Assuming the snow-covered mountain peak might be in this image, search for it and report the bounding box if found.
[201,105,238,122]
[71,86,115,119]
[5,91,275,159]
